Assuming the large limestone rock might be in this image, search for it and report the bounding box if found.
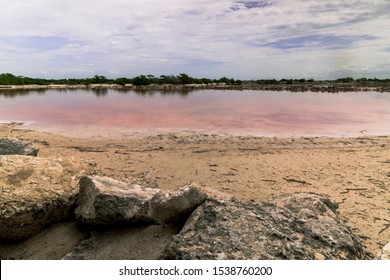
[163,192,366,260]
[75,176,161,224]
[75,176,207,225]
[0,155,86,240]
[0,137,38,156]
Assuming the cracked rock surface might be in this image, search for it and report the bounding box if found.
[163,192,366,260]
[75,176,207,225]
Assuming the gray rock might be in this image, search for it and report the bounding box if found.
[63,224,180,260]
[163,192,366,260]
[377,242,390,260]
[151,185,208,223]
[75,176,207,225]
[75,176,161,224]
[0,137,38,156]
[0,155,86,240]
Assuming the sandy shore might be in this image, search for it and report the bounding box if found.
[1,122,389,258]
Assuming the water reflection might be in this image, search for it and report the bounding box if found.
[132,88,192,97]
[92,89,109,97]
[0,88,193,98]
[0,89,390,136]
[0,89,47,98]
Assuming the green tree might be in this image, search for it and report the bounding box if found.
[132,75,151,86]
[179,73,193,84]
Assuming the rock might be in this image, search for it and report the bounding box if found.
[163,192,365,260]
[151,185,208,223]
[63,224,180,260]
[75,176,207,225]
[75,176,161,224]
[0,137,38,156]
[377,243,390,260]
[0,220,90,260]
[0,155,86,240]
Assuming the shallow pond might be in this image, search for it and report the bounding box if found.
[1,89,390,137]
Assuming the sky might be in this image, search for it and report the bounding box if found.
[0,0,389,80]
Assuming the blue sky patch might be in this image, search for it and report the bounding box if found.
[4,36,71,52]
[231,1,273,11]
[256,35,376,50]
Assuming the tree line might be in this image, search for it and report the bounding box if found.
[0,73,241,86]
[0,73,389,86]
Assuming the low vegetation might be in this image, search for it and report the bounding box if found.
[1,73,389,87]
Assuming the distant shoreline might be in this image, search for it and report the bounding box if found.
[0,82,389,92]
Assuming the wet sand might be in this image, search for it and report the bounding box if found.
[1,122,389,258]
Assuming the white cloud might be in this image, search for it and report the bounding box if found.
[0,0,389,79]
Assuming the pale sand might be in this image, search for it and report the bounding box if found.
[1,123,389,258]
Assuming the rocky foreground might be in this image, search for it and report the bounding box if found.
[0,136,388,260]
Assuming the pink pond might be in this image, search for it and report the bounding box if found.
[1,89,390,137]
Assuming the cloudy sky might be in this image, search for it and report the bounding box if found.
[0,0,389,79]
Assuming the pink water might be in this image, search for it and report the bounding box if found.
[1,89,390,137]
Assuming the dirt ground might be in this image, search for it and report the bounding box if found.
[1,123,389,258]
